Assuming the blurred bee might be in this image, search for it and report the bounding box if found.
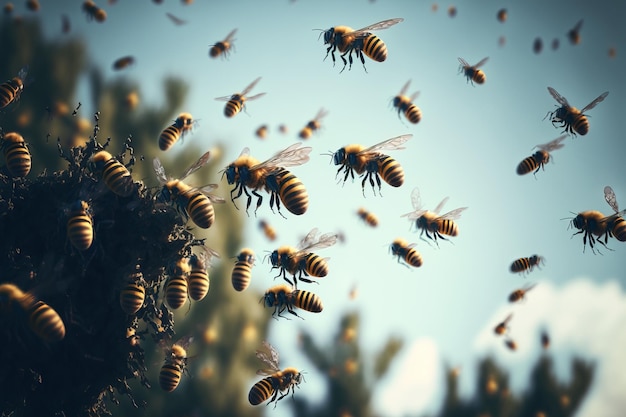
[26,0,40,12]
[231,248,255,292]
[259,219,277,241]
[278,124,288,134]
[392,80,421,124]
[165,256,190,310]
[215,76,266,118]
[262,284,323,319]
[299,108,328,139]
[82,0,106,22]
[208,28,237,59]
[1,131,31,177]
[0,65,28,110]
[508,283,537,303]
[533,37,543,54]
[90,150,135,197]
[516,135,566,176]
[159,335,193,392]
[158,112,195,151]
[510,255,544,275]
[112,55,135,70]
[154,151,225,229]
[270,228,338,287]
[255,124,269,139]
[66,200,94,251]
[222,142,311,216]
[504,338,517,351]
[249,341,303,406]
[567,19,583,45]
[357,207,378,227]
[541,330,550,349]
[458,57,489,85]
[496,8,507,23]
[401,187,468,246]
[331,134,412,196]
[124,91,139,110]
[447,6,457,17]
[188,248,219,301]
[546,87,609,136]
[568,210,608,253]
[321,18,404,72]
[119,279,146,315]
[494,313,513,336]
[3,3,13,15]
[602,186,626,242]
[390,237,423,268]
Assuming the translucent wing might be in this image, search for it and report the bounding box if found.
[241,77,262,96]
[438,206,468,221]
[255,340,280,374]
[314,108,329,121]
[153,157,168,184]
[400,187,426,219]
[297,232,338,255]
[397,80,411,97]
[297,228,320,250]
[473,57,489,68]
[245,92,267,102]
[180,184,226,204]
[535,135,567,152]
[604,186,619,213]
[433,197,449,215]
[570,19,583,33]
[580,91,609,113]
[251,142,312,171]
[223,28,238,43]
[547,87,570,107]
[214,95,233,101]
[174,335,194,350]
[409,91,420,102]
[457,57,470,67]
[17,65,29,80]
[345,18,404,38]
[358,134,412,155]
[180,150,212,180]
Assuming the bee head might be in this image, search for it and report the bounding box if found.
[332,148,345,166]
[221,164,237,184]
[322,27,334,44]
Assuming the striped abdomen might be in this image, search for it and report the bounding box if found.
[404,248,423,267]
[159,124,182,151]
[438,219,459,236]
[186,191,215,229]
[231,260,252,291]
[304,253,328,277]
[403,103,422,124]
[510,258,532,273]
[611,216,626,241]
[188,256,209,301]
[276,170,308,215]
[248,376,278,405]
[159,363,182,392]
[0,78,22,109]
[102,158,134,196]
[119,283,145,315]
[224,97,243,118]
[378,155,404,187]
[362,34,388,62]
[2,132,31,177]
[571,113,589,136]
[165,276,188,310]
[26,300,66,342]
[67,202,93,251]
[294,290,323,313]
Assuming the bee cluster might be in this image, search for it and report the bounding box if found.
[0,114,214,416]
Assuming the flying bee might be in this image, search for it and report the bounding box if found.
[66,200,94,251]
[546,87,609,136]
[567,19,583,45]
[112,55,135,71]
[164,256,190,310]
[119,278,146,315]
[321,18,404,72]
[270,228,338,287]
[494,313,513,336]
[249,341,304,406]
[516,135,567,176]
[159,335,193,392]
[158,112,195,151]
[602,186,626,242]
[90,150,135,197]
[262,284,323,319]
[392,80,422,124]
[82,0,106,22]
[0,65,28,110]
[390,237,423,268]
[508,283,537,303]
[259,219,277,241]
[215,76,266,118]
[255,124,269,139]
[222,142,311,216]
[357,207,378,227]
[154,151,225,229]
[231,248,255,292]
[208,28,237,59]
[188,248,219,301]
[401,187,468,246]
[298,108,328,139]
[331,134,412,196]
[568,210,609,253]
[458,57,488,85]
[1,131,31,177]
[504,338,517,351]
[496,8,507,23]
[510,255,544,275]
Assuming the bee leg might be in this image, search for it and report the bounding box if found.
[339,53,349,73]
[251,189,263,216]
[357,50,367,73]
[229,183,244,210]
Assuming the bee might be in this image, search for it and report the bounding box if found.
[546,87,609,136]
[569,210,609,253]
[510,255,544,275]
[390,238,423,268]
[119,281,145,315]
[154,151,225,229]
[504,338,517,351]
[0,65,28,110]
[112,55,135,71]
[392,80,422,124]
[263,284,323,319]
[516,135,567,176]
[299,108,328,139]
[249,341,303,406]
[165,257,190,310]
[222,142,311,216]
[66,200,94,251]
[208,28,237,59]
[158,112,195,151]
[1,131,31,177]
[215,76,266,118]
[541,330,550,349]
[331,134,412,196]
[0,283,26,314]
[255,124,269,139]
[82,0,106,22]
[447,6,457,17]
[602,186,626,242]
[458,57,488,85]
[270,228,338,287]
[159,335,193,392]
[357,207,378,227]
[321,18,404,72]
[188,248,218,301]
[231,248,255,292]
[508,283,537,303]
[90,150,135,197]
[494,313,513,336]
[401,187,468,246]
[26,0,40,11]
[496,8,507,23]
[567,19,583,45]
[23,298,66,343]
[259,219,277,241]
[533,37,543,54]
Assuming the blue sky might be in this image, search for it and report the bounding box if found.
[16,0,626,416]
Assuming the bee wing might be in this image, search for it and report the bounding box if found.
[409,91,420,102]
[536,135,567,152]
[256,341,281,372]
[570,19,583,33]
[358,134,413,155]
[438,206,468,220]
[604,186,619,213]
[502,313,513,324]
[180,150,212,180]
[473,57,489,68]
[214,95,233,101]
[400,187,425,219]
[547,87,570,107]
[398,80,411,96]
[175,335,194,350]
[196,184,226,204]
[241,77,262,96]
[18,65,29,80]
[297,228,320,250]
[346,18,404,37]
[433,197,449,215]
[166,12,187,25]
[580,91,609,113]
[223,28,238,42]
[251,142,312,171]
[153,157,168,184]
[314,108,329,121]
[245,92,267,102]
[297,232,338,254]
[457,57,470,67]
